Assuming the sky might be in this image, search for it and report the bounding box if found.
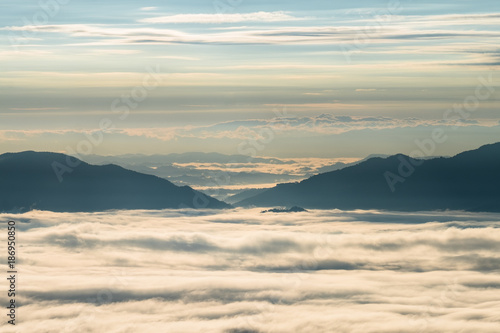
[2,208,500,332]
[1,0,499,157]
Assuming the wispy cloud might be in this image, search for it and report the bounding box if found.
[9,107,65,111]
[152,55,200,61]
[139,11,302,24]
[3,21,500,48]
[85,49,142,55]
[1,114,495,144]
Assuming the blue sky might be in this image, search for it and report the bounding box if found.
[0,0,499,157]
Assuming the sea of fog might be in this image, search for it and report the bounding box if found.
[1,208,500,333]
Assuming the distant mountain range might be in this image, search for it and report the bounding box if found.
[224,154,391,204]
[2,143,498,213]
[0,151,229,213]
[77,152,305,199]
[236,143,500,212]
[80,152,291,166]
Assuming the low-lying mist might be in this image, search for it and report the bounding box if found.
[1,208,499,333]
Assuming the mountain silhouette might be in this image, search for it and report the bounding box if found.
[236,143,500,212]
[0,151,230,212]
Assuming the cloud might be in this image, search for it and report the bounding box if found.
[178,114,495,139]
[0,50,51,57]
[349,12,500,30]
[85,49,142,55]
[1,115,498,159]
[0,114,423,143]
[151,55,200,60]
[139,11,302,24]
[9,107,65,111]
[3,20,499,47]
[2,209,500,332]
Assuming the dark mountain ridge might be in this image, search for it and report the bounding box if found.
[0,151,229,213]
[236,143,500,212]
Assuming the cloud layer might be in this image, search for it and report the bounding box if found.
[2,113,499,158]
[2,209,500,332]
[139,11,301,24]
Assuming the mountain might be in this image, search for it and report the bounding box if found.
[314,154,388,174]
[0,151,230,213]
[236,143,500,212]
[225,188,271,204]
[79,152,292,166]
[261,206,308,213]
[224,154,392,203]
[76,152,303,199]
